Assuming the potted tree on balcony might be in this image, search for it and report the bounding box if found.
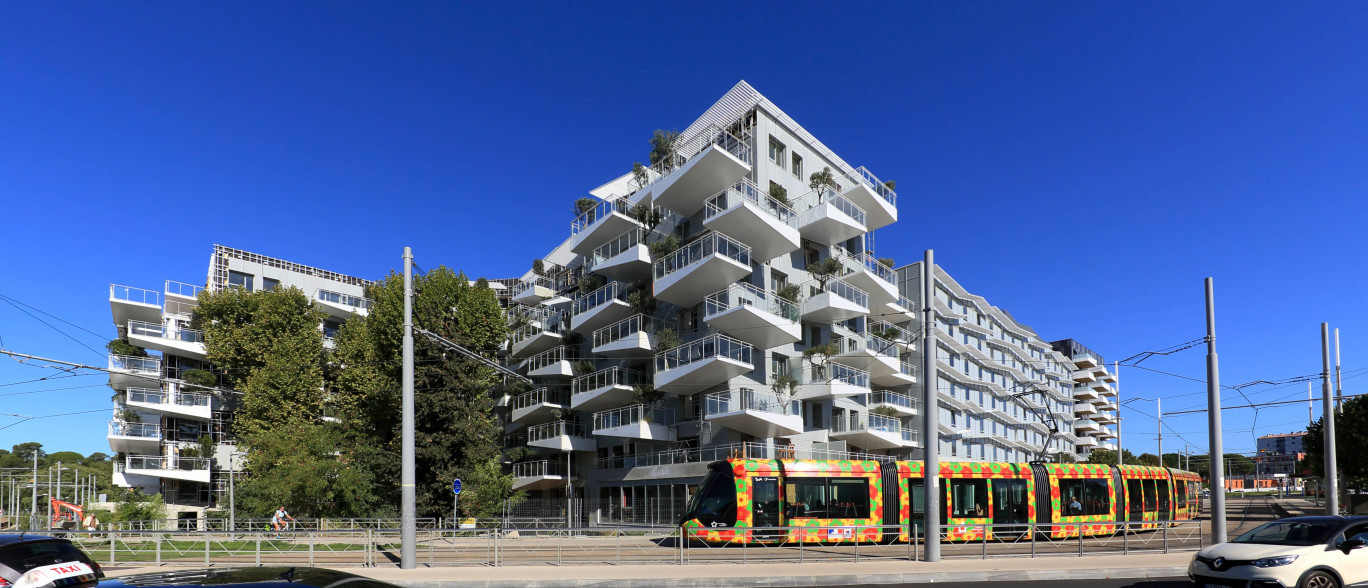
[649,129,681,173]
[802,342,839,383]
[809,167,838,201]
[805,257,843,294]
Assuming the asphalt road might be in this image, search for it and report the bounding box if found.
[813,580,1192,588]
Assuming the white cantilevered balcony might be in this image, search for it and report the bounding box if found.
[884,296,918,323]
[1074,402,1098,417]
[795,361,870,401]
[126,320,206,359]
[592,404,676,441]
[107,421,162,453]
[110,284,162,326]
[315,289,373,319]
[644,125,752,216]
[510,320,564,358]
[701,178,801,262]
[1096,426,1117,440]
[585,228,651,283]
[512,276,557,306]
[703,388,802,438]
[124,386,212,420]
[1071,369,1096,383]
[164,280,203,304]
[570,197,645,255]
[570,282,633,333]
[1073,386,1100,402]
[1076,437,1099,448]
[512,460,576,492]
[1090,380,1111,394]
[832,250,899,307]
[1072,353,1098,369]
[833,333,912,386]
[801,279,869,323]
[108,354,161,390]
[1074,419,1100,434]
[591,315,669,358]
[795,187,867,246]
[1093,410,1117,426]
[839,166,898,231]
[702,283,801,350]
[571,366,651,413]
[831,412,906,451]
[653,334,754,394]
[527,420,596,452]
[870,389,920,418]
[526,346,574,379]
[510,387,570,425]
[652,232,752,307]
[121,455,210,484]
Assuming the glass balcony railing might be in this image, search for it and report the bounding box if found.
[823,279,869,308]
[833,412,902,435]
[111,284,160,307]
[871,321,913,344]
[703,178,798,228]
[572,366,651,395]
[125,455,209,472]
[901,429,920,445]
[587,228,645,272]
[653,232,751,281]
[703,282,800,323]
[511,318,564,345]
[527,420,587,443]
[110,354,160,374]
[852,166,897,207]
[316,289,373,311]
[572,197,637,235]
[832,249,895,286]
[572,281,630,316]
[592,315,671,349]
[593,404,675,431]
[871,389,919,412]
[127,388,211,408]
[867,334,899,358]
[704,388,798,417]
[593,441,896,470]
[109,421,160,438]
[513,460,570,478]
[526,346,569,372]
[644,125,753,190]
[655,333,753,373]
[510,387,570,411]
[797,361,870,388]
[165,280,203,299]
[128,320,205,345]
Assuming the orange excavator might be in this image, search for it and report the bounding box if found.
[50,498,83,530]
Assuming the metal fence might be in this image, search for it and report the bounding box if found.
[54,521,1202,568]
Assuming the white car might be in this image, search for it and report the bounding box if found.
[1190,516,1368,588]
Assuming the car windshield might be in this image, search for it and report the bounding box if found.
[1231,521,1336,546]
[0,539,89,574]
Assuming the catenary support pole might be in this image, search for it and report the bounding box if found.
[31,450,38,530]
[1322,323,1338,516]
[921,250,940,562]
[228,452,236,531]
[1205,277,1227,544]
[1115,362,1122,466]
[1156,400,1162,467]
[1335,328,1343,415]
[401,246,416,569]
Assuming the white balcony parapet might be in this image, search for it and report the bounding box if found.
[795,360,870,401]
[591,315,671,353]
[654,333,754,393]
[642,124,752,195]
[835,249,896,286]
[794,186,867,245]
[703,387,802,438]
[164,280,203,300]
[870,389,920,416]
[110,354,160,375]
[592,403,676,441]
[702,282,801,349]
[125,387,211,417]
[705,282,800,323]
[652,231,752,307]
[526,346,573,378]
[315,289,373,317]
[570,366,650,412]
[852,166,897,208]
[109,421,161,439]
[797,187,867,227]
[513,460,571,479]
[510,317,564,357]
[571,196,638,236]
[653,232,751,281]
[704,178,798,227]
[526,420,595,452]
[831,412,910,450]
[128,320,205,345]
[701,178,801,261]
[585,228,651,281]
[111,284,161,307]
[801,279,869,323]
[123,455,210,481]
[570,281,633,332]
[825,280,869,309]
[510,387,571,412]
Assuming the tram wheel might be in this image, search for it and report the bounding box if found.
[1299,570,1340,588]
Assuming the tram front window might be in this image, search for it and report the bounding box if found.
[686,469,737,527]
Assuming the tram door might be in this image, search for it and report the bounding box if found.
[753,476,781,532]
[992,479,1029,535]
[908,479,925,537]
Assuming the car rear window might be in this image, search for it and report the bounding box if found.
[0,540,90,573]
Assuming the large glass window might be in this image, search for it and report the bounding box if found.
[949,478,989,518]
[1059,478,1110,516]
[768,136,786,164]
[830,478,870,518]
[228,271,253,291]
[786,477,870,519]
[1176,481,1188,508]
[1143,479,1157,510]
[1128,479,1143,518]
[689,470,737,526]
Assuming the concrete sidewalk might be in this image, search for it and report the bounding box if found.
[107,552,1194,587]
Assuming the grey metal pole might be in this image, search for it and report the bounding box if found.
[56,462,62,503]
[401,246,417,568]
[1309,382,1314,427]
[228,452,236,531]
[30,450,38,530]
[920,250,940,562]
[1205,277,1227,544]
[1334,328,1343,415]
[1116,362,1122,466]
[566,451,573,529]
[1322,323,1338,517]
[1156,400,1162,468]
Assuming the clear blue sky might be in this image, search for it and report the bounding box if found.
[2,2,1365,460]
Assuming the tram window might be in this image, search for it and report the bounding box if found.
[787,477,828,518]
[830,478,871,519]
[693,471,738,525]
[1176,481,1188,508]
[1128,480,1144,518]
[1059,479,1110,516]
[1143,479,1157,510]
[909,479,925,517]
[950,479,989,518]
[1157,483,1170,513]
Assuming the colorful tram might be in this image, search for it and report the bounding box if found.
[680,459,1203,544]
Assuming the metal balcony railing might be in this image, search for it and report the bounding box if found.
[165,280,204,299]
[510,387,570,411]
[572,366,651,395]
[586,228,645,272]
[127,387,211,408]
[654,333,753,373]
[110,284,160,307]
[592,404,675,432]
[316,289,373,311]
[591,315,671,349]
[871,390,919,413]
[109,421,160,438]
[703,178,798,227]
[704,388,798,417]
[110,354,160,374]
[526,346,569,372]
[128,320,205,345]
[798,361,870,388]
[526,420,587,443]
[652,232,751,281]
[644,124,753,190]
[817,279,869,308]
[593,441,896,470]
[901,429,921,445]
[871,321,913,344]
[832,249,895,286]
[703,282,800,323]
[833,412,901,435]
[851,166,898,207]
[511,319,564,345]
[125,455,210,472]
[513,460,570,478]
[571,197,637,235]
[572,282,629,316]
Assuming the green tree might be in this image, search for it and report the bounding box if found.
[1084,448,1140,466]
[105,338,146,357]
[808,166,838,194]
[113,489,166,523]
[649,129,680,170]
[1306,395,1368,488]
[1136,453,1161,467]
[768,181,788,206]
[805,257,844,292]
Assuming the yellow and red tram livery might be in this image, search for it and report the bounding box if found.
[681,458,1203,544]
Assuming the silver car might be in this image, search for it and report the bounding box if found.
[1190,516,1368,588]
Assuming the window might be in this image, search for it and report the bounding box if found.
[771,270,789,293]
[786,477,870,519]
[791,153,803,178]
[262,278,279,291]
[228,271,253,291]
[1059,478,1111,516]
[768,136,786,164]
[772,354,790,378]
[949,478,989,518]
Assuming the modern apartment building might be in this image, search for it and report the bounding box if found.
[1049,338,1120,456]
[106,245,371,521]
[1255,431,1307,477]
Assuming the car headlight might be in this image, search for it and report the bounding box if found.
[1252,555,1299,567]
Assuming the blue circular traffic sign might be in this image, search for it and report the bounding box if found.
[452,479,462,495]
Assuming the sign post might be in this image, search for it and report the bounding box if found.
[452,479,462,528]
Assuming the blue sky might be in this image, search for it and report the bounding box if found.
[2,2,1365,460]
